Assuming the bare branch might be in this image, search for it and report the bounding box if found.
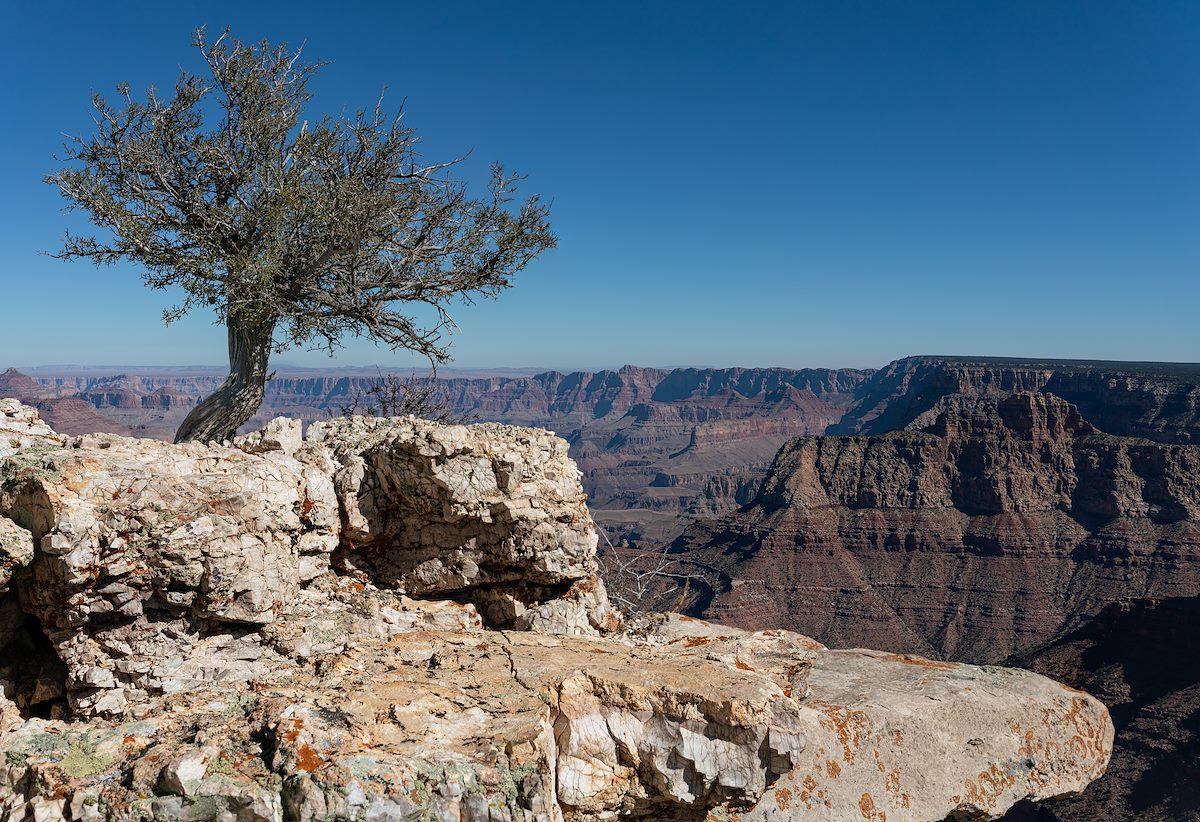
[333,370,478,424]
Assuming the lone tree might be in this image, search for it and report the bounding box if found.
[48,28,555,443]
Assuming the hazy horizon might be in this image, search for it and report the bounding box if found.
[11,351,1200,379]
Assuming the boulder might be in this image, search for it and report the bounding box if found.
[309,415,613,629]
[0,424,339,717]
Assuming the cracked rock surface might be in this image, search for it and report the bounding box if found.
[0,401,1112,820]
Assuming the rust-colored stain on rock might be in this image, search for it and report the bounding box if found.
[879,653,958,671]
[294,742,324,773]
[858,791,886,821]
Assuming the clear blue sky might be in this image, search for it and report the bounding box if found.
[2,1,1196,371]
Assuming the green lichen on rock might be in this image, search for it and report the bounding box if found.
[497,761,540,803]
[0,444,69,487]
[223,692,259,718]
[61,741,111,778]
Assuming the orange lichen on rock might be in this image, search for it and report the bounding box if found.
[293,742,324,773]
[858,791,887,821]
[797,774,819,809]
[961,763,1019,811]
[816,702,870,764]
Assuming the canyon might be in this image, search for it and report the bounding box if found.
[0,400,1111,820]
[6,355,1200,819]
[670,391,1200,661]
[831,355,1200,444]
[663,357,1200,821]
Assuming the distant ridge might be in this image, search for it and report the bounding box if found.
[831,355,1200,442]
[910,354,1200,378]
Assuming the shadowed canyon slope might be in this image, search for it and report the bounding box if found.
[1006,597,1200,822]
[671,392,1200,663]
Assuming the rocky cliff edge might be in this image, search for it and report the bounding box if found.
[0,399,1111,821]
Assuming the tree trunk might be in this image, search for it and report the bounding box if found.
[174,316,275,443]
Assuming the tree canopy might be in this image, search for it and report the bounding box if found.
[48,28,555,442]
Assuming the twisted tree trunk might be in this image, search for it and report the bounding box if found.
[174,316,275,443]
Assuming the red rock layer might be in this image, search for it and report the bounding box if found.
[673,393,1200,664]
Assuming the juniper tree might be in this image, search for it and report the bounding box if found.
[47,28,555,443]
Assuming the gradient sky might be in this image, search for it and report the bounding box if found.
[1,1,1197,371]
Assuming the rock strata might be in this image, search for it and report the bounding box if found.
[0,401,1112,820]
[831,355,1200,444]
[673,392,1200,663]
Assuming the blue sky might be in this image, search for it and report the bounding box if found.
[1,1,1196,370]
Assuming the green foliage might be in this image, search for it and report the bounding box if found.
[46,27,556,363]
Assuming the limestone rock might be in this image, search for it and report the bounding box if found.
[157,747,212,796]
[0,414,340,718]
[233,416,304,456]
[0,623,1110,822]
[0,517,33,593]
[0,399,62,458]
[744,649,1113,821]
[309,415,607,625]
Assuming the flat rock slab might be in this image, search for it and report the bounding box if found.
[0,629,1110,822]
[742,649,1113,822]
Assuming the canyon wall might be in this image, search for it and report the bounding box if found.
[671,392,1200,664]
[832,355,1200,443]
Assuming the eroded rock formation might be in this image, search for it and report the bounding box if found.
[0,400,1112,820]
[672,392,1200,664]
